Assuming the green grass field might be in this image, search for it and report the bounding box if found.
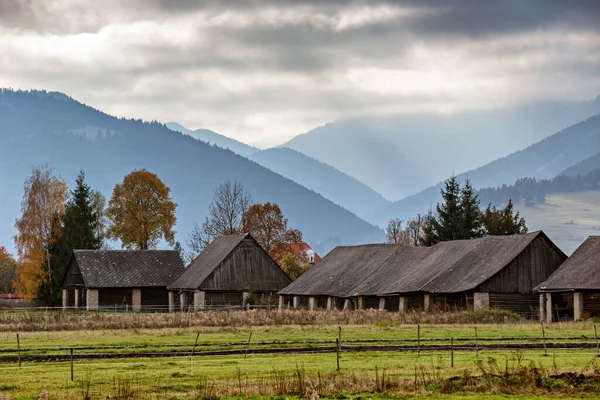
[2,315,600,399]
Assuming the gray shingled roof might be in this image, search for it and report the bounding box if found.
[73,250,185,288]
[537,236,600,291]
[281,231,555,297]
[279,244,397,297]
[167,234,248,290]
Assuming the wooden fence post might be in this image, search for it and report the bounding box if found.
[70,348,74,382]
[244,330,253,359]
[475,326,479,357]
[541,322,548,356]
[594,325,599,355]
[190,332,200,375]
[450,337,454,368]
[417,324,421,356]
[336,338,340,372]
[16,334,21,368]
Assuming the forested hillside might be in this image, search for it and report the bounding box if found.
[370,113,600,225]
[0,89,383,255]
[248,147,389,218]
[561,153,600,177]
[478,170,600,206]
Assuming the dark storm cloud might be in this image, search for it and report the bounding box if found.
[151,0,600,36]
[0,0,599,145]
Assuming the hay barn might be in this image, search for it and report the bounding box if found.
[61,250,184,312]
[537,236,600,322]
[279,231,566,317]
[167,233,291,311]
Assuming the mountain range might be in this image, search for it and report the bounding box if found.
[282,98,600,200]
[3,88,600,259]
[0,89,383,256]
[369,113,600,226]
[247,148,389,218]
[166,122,258,157]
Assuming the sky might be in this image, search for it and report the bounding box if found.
[1,0,599,147]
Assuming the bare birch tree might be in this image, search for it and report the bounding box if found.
[186,181,252,261]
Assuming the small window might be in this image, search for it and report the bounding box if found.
[310,255,314,263]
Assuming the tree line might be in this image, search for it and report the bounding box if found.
[4,166,309,305]
[478,169,600,206]
[386,176,527,246]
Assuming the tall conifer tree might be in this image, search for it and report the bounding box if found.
[459,179,484,239]
[433,175,462,242]
[41,171,102,305]
[419,209,439,246]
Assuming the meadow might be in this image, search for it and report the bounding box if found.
[518,190,600,254]
[1,309,600,399]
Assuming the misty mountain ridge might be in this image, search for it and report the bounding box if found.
[248,147,390,219]
[0,89,383,256]
[166,122,258,157]
[282,97,600,200]
[370,112,600,226]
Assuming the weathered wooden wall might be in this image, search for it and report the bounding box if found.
[583,293,600,316]
[406,294,425,310]
[205,292,243,306]
[99,289,132,310]
[432,293,469,311]
[489,293,539,317]
[200,238,291,292]
[478,237,566,294]
[384,296,400,311]
[141,288,170,310]
[63,258,85,287]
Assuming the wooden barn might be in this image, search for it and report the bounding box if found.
[61,250,184,312]
[167,233,291,311]
[279,231,567,317]
[537,236,600,322]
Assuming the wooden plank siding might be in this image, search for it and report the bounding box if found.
[199,238,291,292]
[99,289,133,310]
[432,293,470,311]
[478,236,565,294]
[583,293,600,317]
[489,293,539,318]
[63,258,85,287]
[140,288,170,310]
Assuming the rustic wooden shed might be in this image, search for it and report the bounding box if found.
[61,250,185,312]
[280,231,566,317]
[537,236,600,322]
[167,233,291,311]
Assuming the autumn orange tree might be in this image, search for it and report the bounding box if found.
[242,202,303,263]
[14,166,68,299]
[0,246,17,294]
[106,169,177,249]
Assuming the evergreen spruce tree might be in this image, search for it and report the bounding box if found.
[419,209,439,246]
[63,171,102,250]
[433,175,463,242]
[483,199,528,235]
[459,179,484,239]
[40,171,102,305]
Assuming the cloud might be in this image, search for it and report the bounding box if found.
[0,0,599,146]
